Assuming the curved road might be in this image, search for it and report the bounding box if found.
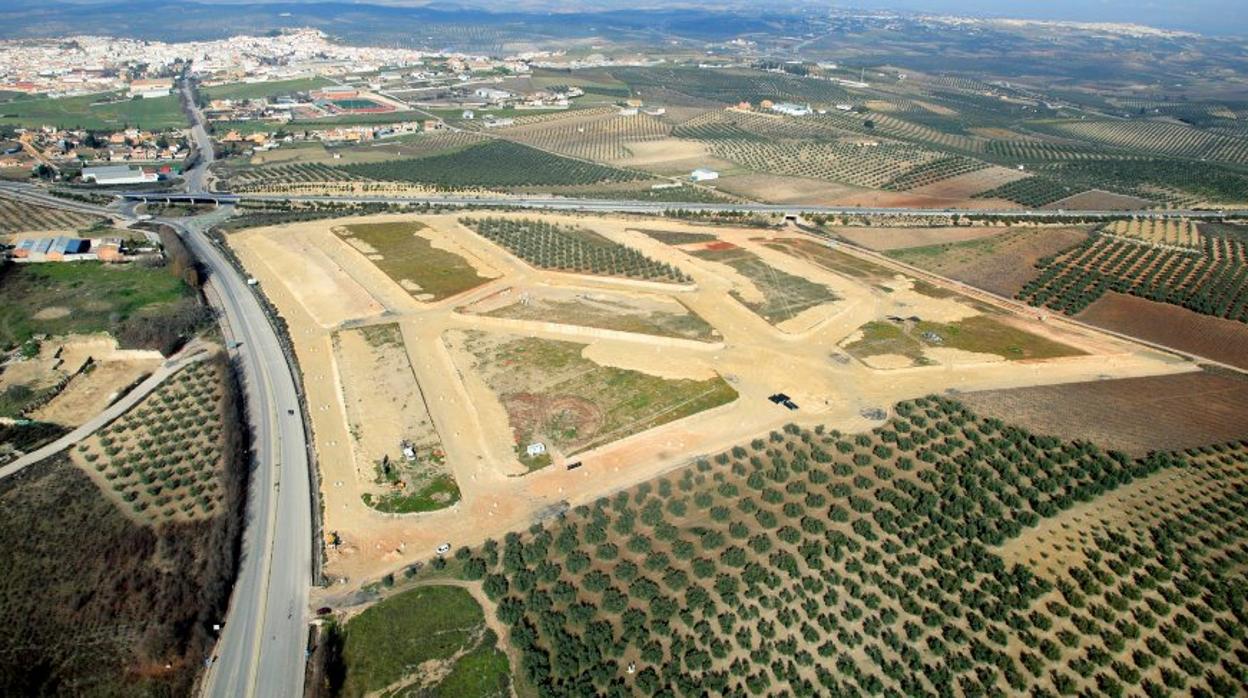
[177,79,312,698]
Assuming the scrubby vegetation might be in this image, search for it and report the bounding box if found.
[446,396,1248,696]
[0,356,248,696]
[461,217,689,282]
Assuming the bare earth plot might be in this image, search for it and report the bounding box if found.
[460,285,720,343]
[333,324,458,514]
[1077,291,1248,370]
[830,225,1005,251]
[228,212,1196,587]
[959,369,1248,457]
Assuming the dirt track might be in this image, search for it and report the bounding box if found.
[228,212,1196,590]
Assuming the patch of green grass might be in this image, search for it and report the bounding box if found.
[842,320,926,364]
[339,585,504,698]
[918,315,1082,360]
[845,315,1081,365]
[336,222,490,301]
[0,262,189,349]
[0,92,184,130]
[431,638,510,698]
[203,77,333,102]
[362,473,461,514]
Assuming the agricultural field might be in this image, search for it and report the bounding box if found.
[0,91,185,130]
[1101,218,1203,248]
[461,217,689,283]
[1077,293,1248,371]
[610,66,851,106]
[333,221,492,301]
[973,176,1085,208]
[463,286,719,343]
[70,356,232,523]
[959,369,1248,456]
[323,584,510,698]
[884,227,1092,297]
[430,396,1248,697]
[0,197,103,233]
[228,161,369,192]
[339,139,648,190]
[1043,119,1248,164]
[447,331,738,466]
[489,109,671,162]
[688,243,841,326]
[1033,159,1248,208]
[1016,229,1248,321]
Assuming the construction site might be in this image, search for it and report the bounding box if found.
[226,212,1198,587]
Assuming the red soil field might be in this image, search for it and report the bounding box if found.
[1077,292,1248,370]
[959,369,1248,456]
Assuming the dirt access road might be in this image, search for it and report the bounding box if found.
[227,212,1195,591]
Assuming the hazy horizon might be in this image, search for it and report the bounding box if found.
[8,0,1246,36]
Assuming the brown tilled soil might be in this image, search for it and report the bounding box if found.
[1077,292,1248,370]
[958,368,1248,455]
[832,226,1003,251]
[888,226,1090,297]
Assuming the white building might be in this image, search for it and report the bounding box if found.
[526,442,547,457]
[81,165,158,185]
[473,87,511,102]
[690,168,719,182]
[771,102,813,117]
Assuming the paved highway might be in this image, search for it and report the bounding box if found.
[176,79,313,698]
[177,211,311,698]
[239,192,1239,219]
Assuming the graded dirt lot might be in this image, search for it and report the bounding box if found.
[1077,291,1248,370]
[228,211,1196,588]
[2,333,162,426]
[885,225,1091,296]
[959,369,1248,456]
